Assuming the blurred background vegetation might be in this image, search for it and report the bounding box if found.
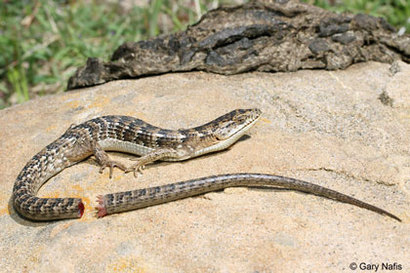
[1,0,409,109]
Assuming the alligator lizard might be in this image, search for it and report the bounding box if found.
[12,108,401,222]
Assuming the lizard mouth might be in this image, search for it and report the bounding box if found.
[215,114,261,142]
[224,114,261,140]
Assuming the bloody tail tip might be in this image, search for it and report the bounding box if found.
[78,201,85,218]
[96,195,107,218]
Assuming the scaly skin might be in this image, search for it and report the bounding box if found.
[13,109,261,220]
[12,108,401,222]
[96,173,401,222]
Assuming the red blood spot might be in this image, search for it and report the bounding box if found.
[97,206,107,218]
[78,202,85,218]
[96,195,107,218]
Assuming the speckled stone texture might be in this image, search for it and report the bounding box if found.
[1,62,409,272]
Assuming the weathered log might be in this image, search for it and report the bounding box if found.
[67,0,410,90]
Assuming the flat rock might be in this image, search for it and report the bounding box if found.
[1,62,409,272]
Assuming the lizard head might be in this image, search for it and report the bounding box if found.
[212,108,262,141]
[184,108,262,158]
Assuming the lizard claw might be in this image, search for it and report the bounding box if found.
[126,162,146,178]
[99,161,127,179]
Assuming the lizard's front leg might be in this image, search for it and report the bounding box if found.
[126,148,177,177]
[94,143,127,178]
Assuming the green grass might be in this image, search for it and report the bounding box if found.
[0,0,408,109]
[303,0,410,32]
[0,0,210,108]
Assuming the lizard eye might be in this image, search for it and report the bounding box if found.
[233,114,246,123]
